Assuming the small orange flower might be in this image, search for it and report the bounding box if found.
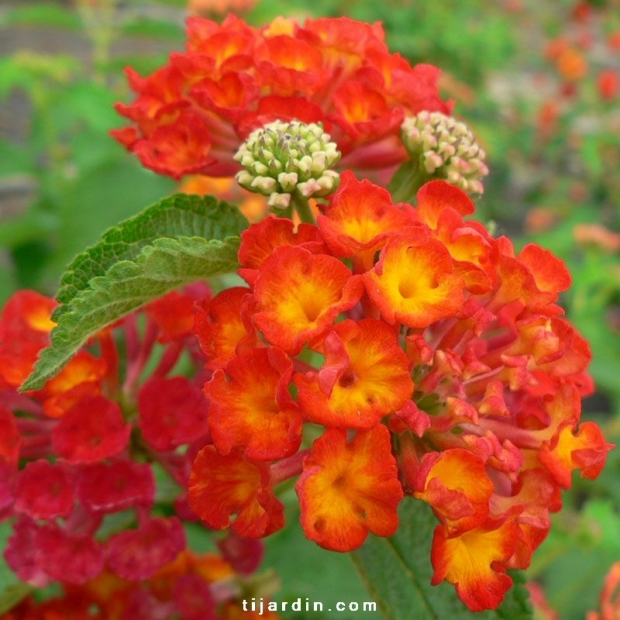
[414,449,494,534]
[194,287,259,370]
[238,216,326,285]
[538,421,614,489]
[189,445,284,538]
[40,352,107,418]
[252,246,364,354]
[363,233,464,328]
[297,425,403,551]
[295,319,414,429]
[0,290,56,389]
[205,347,302,461]
[317,171,418,267]
[431,517,518,612]
[416,180,494,292]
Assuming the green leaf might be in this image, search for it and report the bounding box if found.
[22,235,241,391]
[54,192,248,317]
[350,498,533,620]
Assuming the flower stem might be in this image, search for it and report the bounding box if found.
[291,192,316,224]
[271,449,309,485]
[388,162,428,203]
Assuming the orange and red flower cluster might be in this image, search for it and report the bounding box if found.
[0,546,277,620]
[187,171,612,611]
[111,15,451,180]
[3,10,614,616]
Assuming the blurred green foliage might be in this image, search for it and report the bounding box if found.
[1,1,619,619]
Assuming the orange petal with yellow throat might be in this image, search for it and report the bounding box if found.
[193,287,259,370]
[318,171,418,260]
[431,517,518,611]
[414,448,493,534]
[41,352,107,418]
[295,318,413,429]
[188,446,284,538]
[238,216,326,285]
[297,425,403,552]
[205,347,302,461]
[252,246,364,354]
[538,421,613,489]
[363,234,464,328]
[415,180,475,230]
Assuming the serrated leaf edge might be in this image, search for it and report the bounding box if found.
[22,235,240,390]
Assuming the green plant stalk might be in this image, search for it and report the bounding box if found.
[291,191,316,224]
[388,161,428,203]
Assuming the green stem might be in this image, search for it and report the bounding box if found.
[388,162,429,203]
[272,203,294,220]
[291,191,316,224]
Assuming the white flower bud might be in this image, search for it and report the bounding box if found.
[234,119,341,206]
[401,111,488,194]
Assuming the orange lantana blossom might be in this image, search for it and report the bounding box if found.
[188,170,612,612]
[112,15,451,181]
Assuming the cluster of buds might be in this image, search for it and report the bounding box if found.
[401,111,489,194]
[111,15,451,180]
[0,288,277,617]
[234,121,340,208]
[186,159,611,611]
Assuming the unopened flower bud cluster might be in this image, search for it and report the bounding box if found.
[234,120,341,208]
[401,111,489,194]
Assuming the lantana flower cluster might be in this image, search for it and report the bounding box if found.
[187,167,611,611]
[1,12,614,618]
[0,288,277,618]
[2,549,278,620]
[111,14,451,180]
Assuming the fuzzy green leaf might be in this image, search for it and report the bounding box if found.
[350,498,533,620]
[21,235,240,390]
[54,192,248,320]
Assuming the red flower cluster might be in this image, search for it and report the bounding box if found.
[0,286,276,605]
[1,547,277,620]
[111,15,450,180]
[188,171,612,611]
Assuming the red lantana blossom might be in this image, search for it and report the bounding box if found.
[112,15,451,180]
[1,547,279,620]
[0,287,213,588]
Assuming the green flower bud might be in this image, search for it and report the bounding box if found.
[234,120,341,208]
[401,112,489,194]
